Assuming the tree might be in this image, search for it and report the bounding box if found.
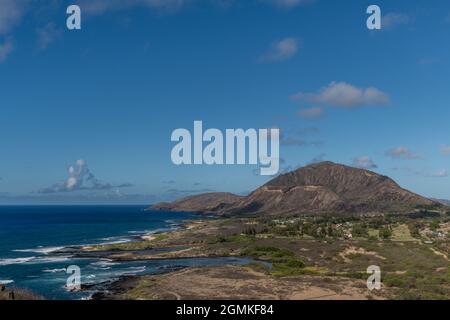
[380,227,392,239]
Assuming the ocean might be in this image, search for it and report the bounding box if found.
[0,205,249,300]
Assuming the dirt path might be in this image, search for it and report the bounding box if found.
[429,247,450,262]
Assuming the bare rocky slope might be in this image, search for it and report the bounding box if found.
[150,162,439,215]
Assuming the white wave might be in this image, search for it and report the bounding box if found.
[127,230,145,234]
[42,268,67,273]
[34,256,71,264]
[100,266,147,278]
[123,266,146,274]
[129,227,175,236]
[13,246,65,255]
[99,236,119,241]
[95,267,111,270]
[90,260,118,268]
[99,239,131,245]
[96,235,132,245]
[0,280,14,285]
[0,257,36,266]
[0,255,73,266]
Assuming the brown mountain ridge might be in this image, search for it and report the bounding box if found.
[150,161,440,216]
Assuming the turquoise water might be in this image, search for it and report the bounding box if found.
[0,206,249,299]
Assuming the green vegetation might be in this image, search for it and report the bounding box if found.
[122,279,159,300]
[383,269,450,300]
[78,210,450,300]
[87,233,170,251]
[241,246,307,277]
[205,234,254,244]
[379,226,392,239]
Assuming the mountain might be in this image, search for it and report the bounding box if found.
[432,198,450,206]
[150,192,244,213]
[149,162,440,216]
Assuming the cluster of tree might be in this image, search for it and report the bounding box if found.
[242,225,270,235]
[352,224,369,238]
[408,210,440,219]
[429,221,440,231]
[379,226,392,239]
[408,222,422,238]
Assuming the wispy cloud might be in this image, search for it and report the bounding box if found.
[165,188,215,198]
[260,0,313,9]
[417,58,436,66]
[0,39,13,62]
[78,0,191,15]
[279,127,322,147]
[259,37,299,62]
[392,166,448,178]
[0,192,157,205]
[352,156,377,169]
[291,82,389,108]
[298,107,323,119]
[383,13,410,30]
[36,23,62,50]
[385,147,421,160]
[441,144,450,156]
[38,159,133,194]
[308,153,326,164]
[77,0,313,15]
[431,169,448,178]
[0,0,28,35]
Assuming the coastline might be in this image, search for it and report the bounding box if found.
[81,217,379,300]
[83,212,450,300]
[0,208,209,300]
[3,208,449,300]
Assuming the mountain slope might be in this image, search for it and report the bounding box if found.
[150,162,439,215]
[150,192,244,213]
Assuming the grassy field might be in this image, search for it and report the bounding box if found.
[391,224,417,242]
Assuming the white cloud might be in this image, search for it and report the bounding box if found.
[383,13,410,30]
[440,144,450,156]
[298,107,323,118]
[38,159,133,193]
[0,39,13,62]
[291,82,389,108]
[385,147,421,160]
[352,156,377,169]
[259,37,299,62]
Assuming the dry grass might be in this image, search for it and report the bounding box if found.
[0,287,43,300]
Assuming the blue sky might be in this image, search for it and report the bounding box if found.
[0,0,449,204]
